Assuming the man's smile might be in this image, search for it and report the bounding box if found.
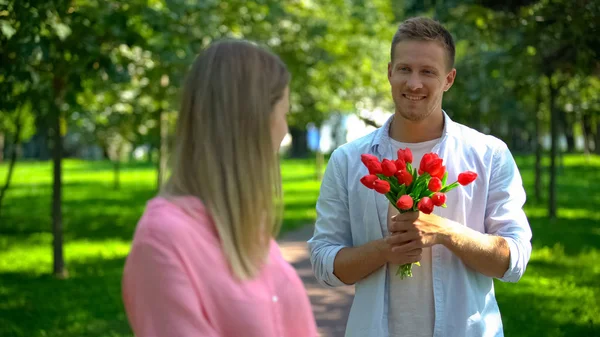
[403,94,427,101]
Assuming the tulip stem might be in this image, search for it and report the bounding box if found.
[440,181,460,193]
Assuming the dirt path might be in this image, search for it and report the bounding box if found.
[278,225,354,337]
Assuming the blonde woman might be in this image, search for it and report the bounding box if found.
[121,40,318,337]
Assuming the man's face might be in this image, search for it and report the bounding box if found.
[388,40,456,122]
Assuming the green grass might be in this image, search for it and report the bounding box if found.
[495,154,600,337]
[0,154,599,337]
[0,158,321,337]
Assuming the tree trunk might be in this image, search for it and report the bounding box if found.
[289,126,309,158]
[51,77,66,279]
[548,78,559,220]
[157,110,169,190]
[595,119,600,155]
[114,160,121,190]
[34,117,51,160]
[101,145,110,160]
[113,144,122,190]
[0,115,22,219]
[560,110,575,153]
[315,150,324,181]
[581,112,595,154]
[534,93,543,203]
[147,144,154,164]
[0,132,4,162]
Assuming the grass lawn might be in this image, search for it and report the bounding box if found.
[1,154,599,337]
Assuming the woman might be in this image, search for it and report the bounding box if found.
[121,40,318,337]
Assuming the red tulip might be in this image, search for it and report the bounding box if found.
[360,174,378,189]
[397,148,413,163]
[373,180,391,194]
[420,153,443,177]
[396,195,414,210]
[395,170,413,186]
[381,159,397,177]
[431,192,446,206]
[431,165,445,179]
[395,158,406,171]
[458,171,478,186]
[428,177,442,192]
[417,197,434,214]
[361,154,382,175]
[361,153,378,164]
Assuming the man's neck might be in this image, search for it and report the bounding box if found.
[389,110,445,143]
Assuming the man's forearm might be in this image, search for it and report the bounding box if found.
[441,220,510,278]
[333,239,387,285]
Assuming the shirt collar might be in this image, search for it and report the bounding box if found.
[369,109,456,156]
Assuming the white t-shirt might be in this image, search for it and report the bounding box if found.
[387,137,439,337]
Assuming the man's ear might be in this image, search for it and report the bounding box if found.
[388,62,393,80]
[444,68,457,92]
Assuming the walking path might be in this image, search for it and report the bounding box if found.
[278,225,354,337]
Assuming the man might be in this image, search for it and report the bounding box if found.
[308,17,532,337]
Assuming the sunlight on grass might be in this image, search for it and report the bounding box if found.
[0,235,131,275]
[496,243,600,337]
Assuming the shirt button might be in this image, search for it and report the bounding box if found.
[272,295,278,302]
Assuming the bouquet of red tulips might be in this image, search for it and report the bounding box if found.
[359,148,477,279]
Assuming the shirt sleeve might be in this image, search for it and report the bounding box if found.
[122,231,219,337]
[307,149,354,287]
[484,142,533,283]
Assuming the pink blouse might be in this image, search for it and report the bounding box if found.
[122,196,318,337]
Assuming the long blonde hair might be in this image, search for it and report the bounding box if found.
[162,40,290,280]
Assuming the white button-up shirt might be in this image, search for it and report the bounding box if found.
[308,112,532,337]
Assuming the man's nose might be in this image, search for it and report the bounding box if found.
[406,73,423,90]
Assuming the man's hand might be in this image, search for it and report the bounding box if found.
[386,211,449,251]
[378,236,423,265]
[387,210,511,279]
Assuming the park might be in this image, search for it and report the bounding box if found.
[1,1,599,336]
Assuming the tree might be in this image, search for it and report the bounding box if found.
[1,0,145,277]
[452,0,600,218]
[0,103,36,218]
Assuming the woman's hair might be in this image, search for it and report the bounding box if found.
[162,40,290,280]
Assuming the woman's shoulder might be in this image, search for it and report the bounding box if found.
[132,195,219,250]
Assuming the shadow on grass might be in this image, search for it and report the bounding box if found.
[54,160,157,173]
[497,289,599,337]
[0,256,133,337]
[528,215,600,256]
[2,181,318,242]
[1,183,156,241]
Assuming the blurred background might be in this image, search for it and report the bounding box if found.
[0,0,599,336]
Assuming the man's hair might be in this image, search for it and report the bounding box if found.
[390,17,455,70]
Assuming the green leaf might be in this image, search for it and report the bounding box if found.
[0,20,16,39]
[51,22,72,41]
[409,169,418,191]
[442,171,448,186]
[411,181,425,199]
[390,175,400,187]
[420,188,433,199]
[397,185,407,198]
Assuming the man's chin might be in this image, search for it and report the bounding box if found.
[396,109,429,123]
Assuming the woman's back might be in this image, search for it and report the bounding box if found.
[122,196,317,336]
